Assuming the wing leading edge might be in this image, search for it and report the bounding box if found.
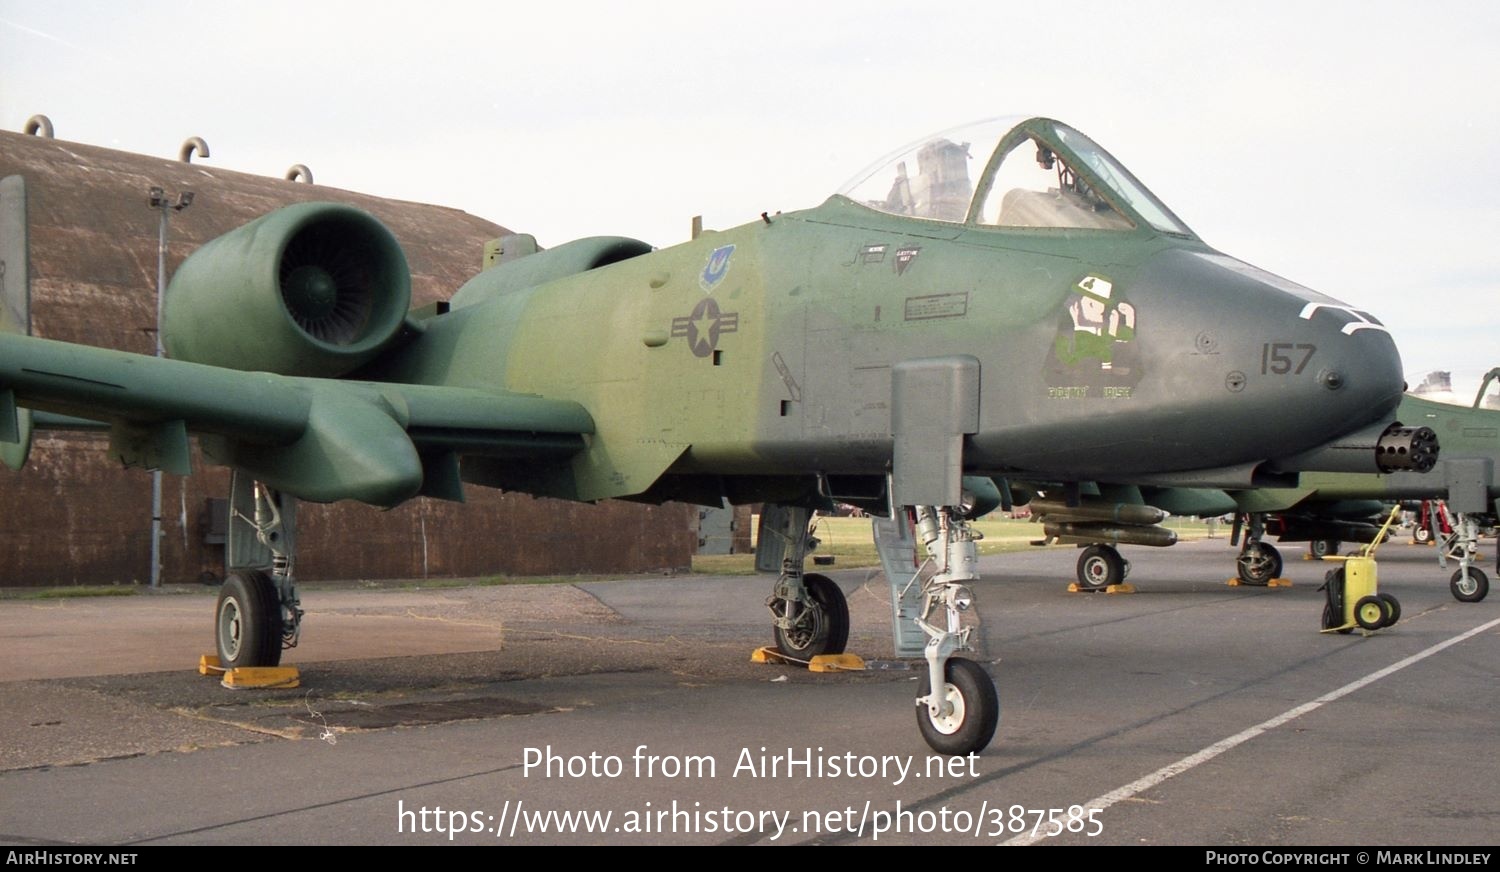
[0,331,593,507]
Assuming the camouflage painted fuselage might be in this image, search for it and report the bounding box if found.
[377,195,1407,508]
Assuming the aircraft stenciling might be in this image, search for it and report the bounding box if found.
[902,293,967,321]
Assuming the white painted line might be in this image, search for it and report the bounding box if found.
[1003,616,1500,846]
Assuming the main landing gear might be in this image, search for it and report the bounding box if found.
[764,507,852,660]
[770,571,851,659]
[216,570,283,668]
[215,474,303,669]
[1308,538,1340,560]
[1075,544,1129,591]
[1232,513,1283,586]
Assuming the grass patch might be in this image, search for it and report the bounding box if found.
[690,513,1223,575]
[8,585,140,600]
[399,574,614,590]
[690,554,764,576]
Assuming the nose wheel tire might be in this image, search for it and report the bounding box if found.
[916,658,998,756]
[772,573,850,658]
[1076,545,1125,591]
[1236,542,1283,586]
[1450,567,1490,603]
[215,570,284,668]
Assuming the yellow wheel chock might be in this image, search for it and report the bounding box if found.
[751,646,866,672]
[1067,582,1137,594]
[199,654,301,688]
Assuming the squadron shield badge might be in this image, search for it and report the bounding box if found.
[700,244,736,291]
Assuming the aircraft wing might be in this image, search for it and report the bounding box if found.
[0,331,592,507]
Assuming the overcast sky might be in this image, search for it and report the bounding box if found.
[2,1,1496,395]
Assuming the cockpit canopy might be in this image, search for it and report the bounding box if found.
[838,116,1192,236]
[1409,368,1500,410]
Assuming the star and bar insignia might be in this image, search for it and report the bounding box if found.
[671,296,740,358]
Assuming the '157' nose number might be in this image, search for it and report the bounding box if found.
[1261,342,1316,376]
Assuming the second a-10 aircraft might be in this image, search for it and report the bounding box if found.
[1229,375,1498,602]
[1018,372,1496,603]
[0,116,1435,754]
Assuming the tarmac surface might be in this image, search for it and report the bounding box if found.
[1,537,1497,846]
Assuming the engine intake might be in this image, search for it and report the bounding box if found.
[163,203,410,377]
[450,236,653,310]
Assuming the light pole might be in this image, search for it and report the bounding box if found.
[147,186,192,587]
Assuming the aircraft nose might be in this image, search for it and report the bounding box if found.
[1137,249,1406,461]
[1283,299,1405,421]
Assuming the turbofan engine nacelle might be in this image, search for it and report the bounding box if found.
[163,202,410,377]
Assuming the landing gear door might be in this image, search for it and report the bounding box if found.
[755,503,811,574]
[227,470,296,572]
[891,356,980,508]
[872,512,928,657]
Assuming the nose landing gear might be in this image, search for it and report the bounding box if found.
[907,505,997,756]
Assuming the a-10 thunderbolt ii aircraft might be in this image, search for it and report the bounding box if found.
[0,116,1435,755]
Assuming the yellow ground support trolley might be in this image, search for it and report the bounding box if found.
[1320,507,1403,634]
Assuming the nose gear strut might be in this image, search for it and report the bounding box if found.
[908,505,997,755]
